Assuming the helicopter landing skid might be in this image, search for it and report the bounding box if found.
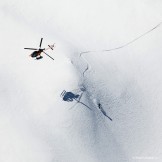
[36,56,43,60]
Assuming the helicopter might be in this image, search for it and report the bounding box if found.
[24,38,55,60]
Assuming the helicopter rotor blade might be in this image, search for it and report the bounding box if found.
[43,51,54,60]
[24,48,38,50]
[39,38,43,48]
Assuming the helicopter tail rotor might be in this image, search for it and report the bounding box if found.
[48,45,54,50]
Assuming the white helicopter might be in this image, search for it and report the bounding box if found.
[24,38,55,60]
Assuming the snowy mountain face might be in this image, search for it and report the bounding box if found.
[0,0,162,162]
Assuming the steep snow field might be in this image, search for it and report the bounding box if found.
[0,0,162,162]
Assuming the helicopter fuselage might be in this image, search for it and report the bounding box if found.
[30,51,42,58]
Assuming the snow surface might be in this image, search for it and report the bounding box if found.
[0,0,162,162]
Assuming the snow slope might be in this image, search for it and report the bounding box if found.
[0,0,162,162]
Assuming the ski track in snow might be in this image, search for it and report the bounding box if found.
[78,21,162,121]
[79,21,162,77]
